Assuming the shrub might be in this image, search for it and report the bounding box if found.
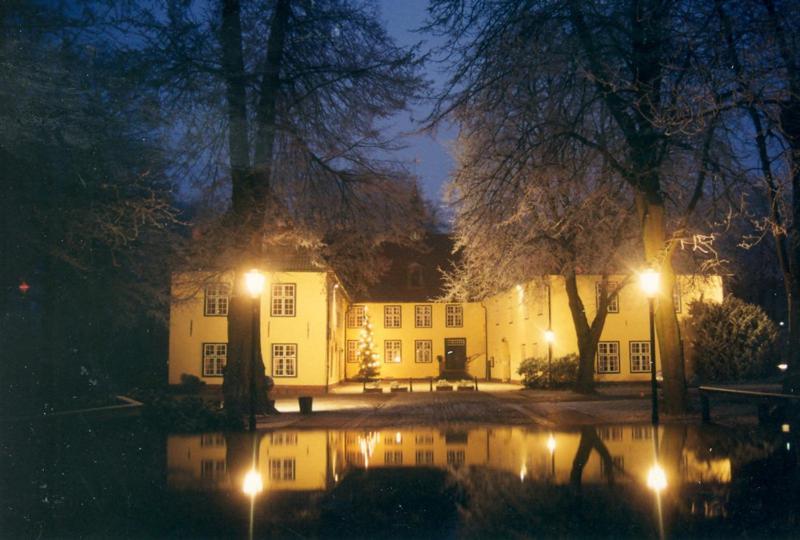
[141,395,243,432]
[518,354,579,388]
[178,373,206,394]
[688,296,779,382]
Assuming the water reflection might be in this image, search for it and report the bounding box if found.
[164,424,796,538]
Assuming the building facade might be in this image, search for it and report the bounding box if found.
[168,238,723,392]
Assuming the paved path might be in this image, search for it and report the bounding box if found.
[258,383,756,429]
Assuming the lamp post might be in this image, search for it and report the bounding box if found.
[640,268,660,425]
[544,329,555,387]
[245,269,266,431]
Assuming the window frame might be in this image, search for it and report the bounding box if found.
[346,340,359,363]
[596,282,619,314]
[415,340,433,363]
[596,341,621,374]
[384,305,402,328]
[629,341,652,373]
[384,340,402,363]
[414,304,432,328]
[347,305,366,328]
[201,342,227,377]
[445,304,464,328]
[272,343,298,378]
[270,283,296,317]
[204,283,230,317]
[269,458,296,481]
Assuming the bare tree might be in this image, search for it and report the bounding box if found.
[712,0,800,387]
[114,0,425,414]
[442,110,639,392]
[428,0,730,412]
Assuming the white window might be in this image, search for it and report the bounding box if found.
[673,282,682,313]
[270,432,298,445]
[202,343,227,377]
[415,305,432,327]
[596,282,619,313]
[385,340,402,363]
[269,458,295,481]
[346,340,359,363]
[272,343,297,377]
[271,284,296,316]
[445,304,463,327]
[200,459,226,479]
[447,450,465,467]
[415,340,432,363]
[204,283,230,316]
[384,305,401,328]
[347,305,366,328]
[416,450,434,465]
[630,341,652,373]
[597,341,620,373]
[385,451,403,465]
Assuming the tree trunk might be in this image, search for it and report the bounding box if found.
[761,0,800,388]
[223,284,270,416]
[218,0,290,416]
[783,107,800,382]
[565,272,611,394]
[220,0,252,217]
[638,192,687,414]
[717,0,797,374]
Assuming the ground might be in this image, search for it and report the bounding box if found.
[259,382,775,430]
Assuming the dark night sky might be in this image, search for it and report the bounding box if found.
[377,0,456,208]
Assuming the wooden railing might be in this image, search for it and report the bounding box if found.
[699,385,800,424]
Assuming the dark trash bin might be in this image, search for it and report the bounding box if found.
[299,396,313,414]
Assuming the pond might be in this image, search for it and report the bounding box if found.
[2,420,799,538]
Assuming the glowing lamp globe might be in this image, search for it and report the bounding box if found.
[546,434,556,453]
[639,269,660,298]
[544,329,555,344]
[244,269,265,298]
[242,468,263,496]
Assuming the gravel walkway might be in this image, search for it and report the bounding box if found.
[257,383,769,429]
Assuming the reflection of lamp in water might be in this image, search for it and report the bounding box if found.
[242,467,263,540]
[647,426,666,540]
[243,469,263,496]
[242,432,263,540]
[546,434,556,478]
[646,463,667,492]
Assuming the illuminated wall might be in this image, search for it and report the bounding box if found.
[484,275,724,382]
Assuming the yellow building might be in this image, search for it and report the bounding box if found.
[484,274,724,382]
[168,237,723,392]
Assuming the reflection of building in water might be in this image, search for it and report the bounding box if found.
[167,433,230,490]
[166,426,734,494]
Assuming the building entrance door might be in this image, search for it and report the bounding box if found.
[444,338,467,376]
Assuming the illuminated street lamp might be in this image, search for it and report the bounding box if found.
[640,268,660,425]
[245,269,265,431]
[544,329,555,387]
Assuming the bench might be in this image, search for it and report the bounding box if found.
[699,385,800,424]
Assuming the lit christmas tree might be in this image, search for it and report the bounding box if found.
[357,311,380,379]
